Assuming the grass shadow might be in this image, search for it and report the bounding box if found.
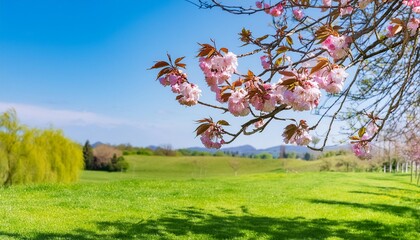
[308,199,419,219]
[1,206,418,239]
[349,190,420,204]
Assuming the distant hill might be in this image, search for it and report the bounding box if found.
[187,144,350,158]
[91,141,105,148]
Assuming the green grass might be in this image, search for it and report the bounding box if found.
[0,156,419,239]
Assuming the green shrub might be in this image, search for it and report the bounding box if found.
[0,109,83,186]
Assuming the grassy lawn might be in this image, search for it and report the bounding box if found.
[0,156,418,239]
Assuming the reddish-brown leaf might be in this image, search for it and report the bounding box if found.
[279,70,296,77]
[149,61,170,70]
[220,85,231,93]
[284,124,298,140]
[280,78,297,86]
[232,80,243,88]
[196,118,213,123]
[176,63,186,69]
[156,67,171,79]
[310,59,329,75]
[175,95,183,100]
[195,123,211,136]
[349,136,360,141]
[221,93,231,102]
[175,56,185,64]
[220,47,229,54]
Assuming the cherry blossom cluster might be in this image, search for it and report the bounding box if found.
[255,1,284,17]
[227,88,250,116]
[277,69,321,111]
[197,121,226,149]
[314,65,349,94]
[351,135,371,159]
[199,52,238,92]
[150,0,418,156]
[322,35,351,60]
[282,120,312,146]
[225,78,282,116]
[387,17,420,37]
[247,80,283,113]
[403,0,420,13]
[350,122,379,159]
[159,71,201,106]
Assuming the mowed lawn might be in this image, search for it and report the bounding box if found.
[0,156,419,239]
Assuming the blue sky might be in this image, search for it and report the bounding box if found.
[0,0,346,149]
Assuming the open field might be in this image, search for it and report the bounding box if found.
[0,156,419,239]
[81,154,368,181]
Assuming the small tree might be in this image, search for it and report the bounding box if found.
[83,140,94,170]
[303,152,312,161]
[228,158,241,176]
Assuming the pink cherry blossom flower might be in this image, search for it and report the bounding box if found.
[254,119,264,129]
[282,120,312,146]
[199,52,238,91]
[323,0,332,6]
[293,9,304,20]
[199,125,225,149]
[277,69,321,111]
[351,141,372,159]
[228,89,250,116]
[314,65,348,94]
[403,0,420,13]
[255,1,262,9]
[407,18,420,36]
[270,4,284,17]
[340,6,353,16]
[177,82,201,106]
[340,0,349,5]
[264,3,270,13]
[260,56,270,69]
[366,122,379,135]
[322,35,351,60]
[247,83,282,112]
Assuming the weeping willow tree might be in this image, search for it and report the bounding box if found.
[0,109,83,186]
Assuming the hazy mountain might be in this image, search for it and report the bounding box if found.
[91,141,104,148]
[187,144,350,158]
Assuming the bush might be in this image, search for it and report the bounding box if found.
[136,148,154,156]
[256,152,273,159]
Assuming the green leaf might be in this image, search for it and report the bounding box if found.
[276,46,289,54]
[217,120,230,126]
[358,127,366,138]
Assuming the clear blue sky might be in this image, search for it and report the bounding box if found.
[0,0,346,149]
